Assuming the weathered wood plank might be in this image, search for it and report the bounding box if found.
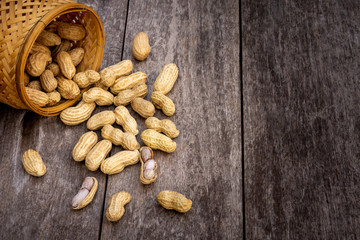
[0,1,128,239]
[100,0,242,239]
[243,0,360,239]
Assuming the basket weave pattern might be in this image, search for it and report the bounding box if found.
[0,0,104,116]
[0,0,74,109]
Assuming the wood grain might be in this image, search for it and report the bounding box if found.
[0,1,128,239]
[243,0,360,239]
[100,0,242,239]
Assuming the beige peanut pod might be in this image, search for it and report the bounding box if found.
[25,87,49,107]
[40,70,57,92]
[132,32,151,61]
[60,100,96,126]
[85,140,112,171]
[141,129,176,153]
[101,150,139,175]
[52,40,72,59]
[26,52,52,77]
[72,177,98,210]
[85,70,101,84]
[45,21,60,32]
[131,98,155,118]
[47,91,61,106]
[27,80,42,91]
[57,51,76,79]
[83,87,114,106]
[114,106,139,135]
[46,63,60,77]
[73,72,89,88]
[153,63,179,94]
[57,76,80,99]
[36,30,61,46]
[94,81,109,91]
[110,72,147,94]
[139,147,157,185]
[87,111,116,130]
[99,68,116,87]
[24,73,30,86]
[30,42,51,56]
[145,117,179,138]
[57,22,86,41]
[72,131,98,162]
[107,60,133,78]
[101,124,139,150]
[22,149,46,177]
[114,83,147,106]
[151,91,175,116]
[157,191,192,213]
[106,191,131,222]
[68,48,85,66]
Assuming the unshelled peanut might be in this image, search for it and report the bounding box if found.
[47,91,61,106]
[46,63,60,76]
[25,87,49,107]
[57,51,76,79]
[26,52,52,77]
[114,106,139,135]
[110,72,147,94]
[85,140,112,171]
[27,80,42,91]
[106,191,131,222]
[52,39,71,59]
[72,131,98,162]
[36,30,61,46]
[101,124,139,150]
[99,68,116,87]
[30,42,51,56]
[45,21,60,33]
[131,97,155,118]
[73,70,101,88]
[40,70,57,92]
[132,32,151,61]
[157,191,192,213]
[151,91,175,116]
[57,22,86,41]
[72,177,98,210]
[22,149,46,177]
[87,111,116,130]
[114,83,147,106]
[68,47,85,66]
[57,76,80,99]
[107,60,133,78]
[141,129,176,153]
[60,100,96,125]
[100,150,139,175]
[145,117,179,138]
[139,147,157,184]
[153,63,179,94]
[82,87,114,106]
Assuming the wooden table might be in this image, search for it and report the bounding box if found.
[1,0,359,239]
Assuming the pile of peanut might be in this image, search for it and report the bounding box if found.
[24,21,88,107]
[22,24,192,221]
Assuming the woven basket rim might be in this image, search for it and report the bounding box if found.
[15,3,105,116]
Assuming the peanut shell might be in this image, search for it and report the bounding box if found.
[22,149,46,177]
[85,140,112,171]
[141,129,176,153]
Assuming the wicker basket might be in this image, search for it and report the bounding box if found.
[0,0,105,116]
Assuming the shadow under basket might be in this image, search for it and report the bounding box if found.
[0,1,105,116]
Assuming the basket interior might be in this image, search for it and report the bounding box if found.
[17,5,104,116]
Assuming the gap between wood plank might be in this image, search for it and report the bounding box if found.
[239,0,246,239]
[98,0,131,239]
